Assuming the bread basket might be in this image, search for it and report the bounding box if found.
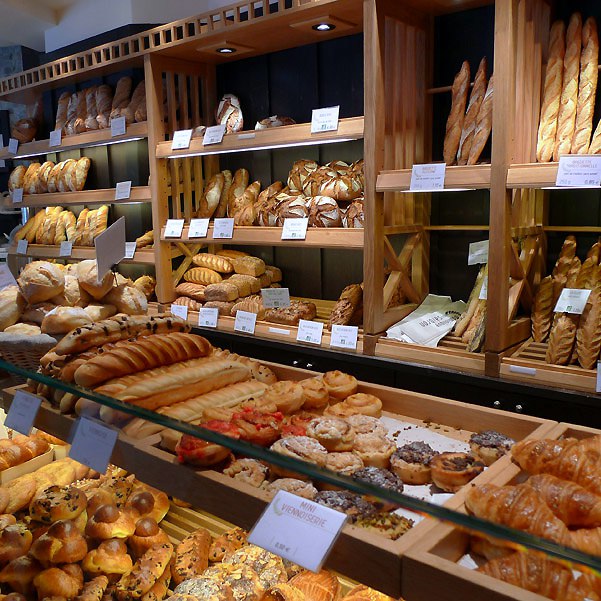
[0,333,57,385]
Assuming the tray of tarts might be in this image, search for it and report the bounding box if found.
[402,422,601,601]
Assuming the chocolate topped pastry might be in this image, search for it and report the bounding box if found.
[469,430,515,466]
[353,467,404,511]
[390,442,439,485]
[430,452,485,493]
[354,512,414,540]
[314,490,377,522]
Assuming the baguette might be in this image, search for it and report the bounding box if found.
[531,275,554,342]
[443,61,470,165]
[467,75,494,165]
[121,81,145,125]
[84,86,100,131]
[576,287,601,369]
[96,84,113,129]
[55,91,71,132]
[546,312,579,365]
[197,173,225,218]
[454,264,487,336]
[110,76,133,121]
[64,92,80,135]
[214,170,232,218]
[73,208,89,246]
[54,210,70,243]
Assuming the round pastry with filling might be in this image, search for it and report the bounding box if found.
[281,412,318,438]
[269,436,327,479]
[314,490,377,523]
[175,421,240,467]
[352,467,404,511]
[352,434,396,469]
[343,393,383,418]
[231,408,284,446]
[322,371,358,400]
[261,381,305,414]
[306,417,355,452]
[469,430,515,466]
[390,442,439,485]
[430,452,485,493]
[224,459,269,488]
[323,452,364,484]
[265,478,318,500]
[346,415,388,437]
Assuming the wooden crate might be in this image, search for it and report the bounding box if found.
[401,422,599,601]
[0,447,54,485]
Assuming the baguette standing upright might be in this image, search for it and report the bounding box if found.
[576,287,601,369]
[467,75,494,165]
[55,92,71,132]
[443,61,470,165]
[96,85,113,129]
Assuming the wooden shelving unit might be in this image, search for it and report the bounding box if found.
[7,243,155,264]
[7,186,153,208]
[376,164,492,192]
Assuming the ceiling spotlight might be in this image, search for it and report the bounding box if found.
[312,23,335,32]
[216,47,237,54]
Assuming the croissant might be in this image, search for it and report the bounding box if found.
[465,484,570,545]
[478,553,601,601]
[570,525,601,555]
[512,438,601,495]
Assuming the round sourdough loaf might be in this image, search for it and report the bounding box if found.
[76,260,113,300]
[17,261,65,304]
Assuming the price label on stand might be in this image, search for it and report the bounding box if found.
[188,218,210,238]
[164,219,185,238]
[8,138,18,154]
[111,117,126,137]
[170,304,189,320]
[0,160,5,168]
[124,242,137,259]
[556,156,601,187]
[0,265,17,290]
[297,319,324,345]
[199,307,219,328]
[554,288,591,314]
[171,129,193,150]
[115,181,132,200]
[60,241,73,257]
[95,217,126,279]
[248,490,347,572]
[261,287,290,309]
[234,310,257,334]
[16,239,28,255]
[596,362,601,393]
[5,390,42,436]
[311,106,340,133]
[479,276,488,300]
[49,129,62,147]
[468,240,489,265]
[409,163,446,192]
[69,416,118,474]
[203,124,226,146]
[11,188,23,203]
[212,218,234,239]
[281,218,308,240]
[330,325,359,350]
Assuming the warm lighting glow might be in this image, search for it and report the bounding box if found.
[216,47,237,54]
[312,23,336,31]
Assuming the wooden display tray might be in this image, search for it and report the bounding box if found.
[401,422,599,601]
[376,165,492,192]
[500,338,598,394]
[8,244,155,264]
[1,186,152,208]
[0,447,54,485]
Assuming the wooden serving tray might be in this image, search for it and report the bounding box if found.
[401,423,600,601]
[0,447,54,485]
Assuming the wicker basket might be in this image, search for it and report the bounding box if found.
[0,333,57,385]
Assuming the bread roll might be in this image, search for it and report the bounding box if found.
[443,61,470,165]
[41,306,92,334]
[133,275,156,300]
[76,260,114,300]
[18,261,65,304]
[101,284,148,315]
[4,323,41,335]
[0,286,25,331]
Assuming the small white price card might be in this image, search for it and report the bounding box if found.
[0,264,17,290]
[248,490,347,572]
[164,219,185,238]
[234,310,257,334]
[69,416,118,474]
[297,319,324,345]
[16,239,28,255]
[170,304,189,320]
[556,156,601,187]
[8,138,18,154]
[597,361,601,393]
[468,240,489,265]
[11,188,23,203]
[199,307,219,328]
[212,218,234,239]
[60,241,73,257]
[0,160,5,168]
[188,218,210,238]
[171,129,193,150]
[95,216,126,280]
[330,324,359,350]
[311,105,340,134]
[124,242,137,259]
[554,288,592,314]
[281,218,309,240]
[115,181,132,200]
[479,276,488,300]
[5,390,42,436]
[203,124,227,146]
[49,129,62,147]
[261,287,290,309]
[111,116,126,137]
[410,163,446,192]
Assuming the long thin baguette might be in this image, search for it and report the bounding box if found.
[454,264,488,337]
[467,75,494,165]
[443,61,470,165]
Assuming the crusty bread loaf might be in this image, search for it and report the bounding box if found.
[227,168,249,217]
[175,282,206,302]
[83,303,117,321]
[41,306,92,334]
[576,287,601,369]
[94,204,109,237]
[35,161,54,194]
[191,253,233,274]
[73,208,89,246]
[329,284,363,328]
[443,61,471,165]
[204,282,239,302]
[184,268,222,285]
[84,86,100,131]
[197,173,224,219]
[121,81,145,125]
[173,296,202,311]
[467,75,494,165]
[18,261,65,304]
[135,230,153,249]
[553,13,583,161]
[213,170,232,219]
[0,286,25,331]
[231,298,265,320]
[55,91,71,132]
[110,77,132,120]
[51,274,91,307]
[232,256,266,277]
[8,165,26,191]
[458,58,488,164]
[203,301,235,316]
[546,312,579,365]
[96,84,113,129]
[77,260,114,300]
[532,276,555,343]
[102,284,148,315]
[227,273,261,295]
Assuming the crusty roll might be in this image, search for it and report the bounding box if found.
[443,61,470,165]
[467,75,494,165]
[41,306,92,335]
[18,261,65,304]
[102,284,148,315]
[8,165,26,191]
[76,260,114,300]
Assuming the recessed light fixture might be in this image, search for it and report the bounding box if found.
[216,47,237,54]
[312,23,335,32]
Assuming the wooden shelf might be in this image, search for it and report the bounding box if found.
[4,186,152,208]
[8,243,155,264]
[0,122,148,160]
[376,165,492,192]
[156,117,364,159]
[507,162,560,188]
[161,224,364,249]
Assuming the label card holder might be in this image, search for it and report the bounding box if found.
[0,264,17,290]
[234,310,257,334]
[297,320,324,345]
[95,216,126,280]
[12,188,23,203]
[69,416,118,474]
[171,129,193,150]
[115,181,132,200]
[111,117,126,137]
[8,138,18,154]
[311,106,340,134]
[5,390,42,436]
[188,218,210,239]
[170,304,189,320]
[124,242,137,259]
[199,307,219,328]
[410,163,446,192]
[597,362,601,393]
[468,240,489,265]
[60,241,73,257]
[49,129,62,147]
[164,219,185,238]
[212,218,234,239]
[554,288,592,314]
[203,124,226,146]
[556,155,601,187]
[16,239,28,255]
[281,218,308,240]
[261,287,290,309]
[330,325,359,350]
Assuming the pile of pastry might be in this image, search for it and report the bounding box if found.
[8,157,91,195]
[0,433,51,471]
[537,13,601,161]
[14,205,108,247]
[193,160,364,228]
[464,434,601,599]
[531,235,601,368]
[0,260,154,335]
[56,77,146,136]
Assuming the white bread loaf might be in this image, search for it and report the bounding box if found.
[18,261,65,304]
[76,260,114,300]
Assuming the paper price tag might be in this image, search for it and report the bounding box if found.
[479,276,488,300]
[281,218,308,240]
[16,239,28,255]
[95,216,126,280]
[468,240,489,265]
[188,218,210,238]
[69,416,118,474]
[11,188,23,203]
[248,490,347,572]
[212,218,234,239]
[111,116,126,137]
[171,129,193,150]
[199,307,219,328]
[115,181,132,200]
[261,287,290,309]
[60,241,73,257]
[170,304,189,320]
[0,264,17,290]
[203,124,226,146]
[164,219,185,238]
[297,319,324,345]
[556,156,601,187]
[5,390,42,436]
[124,242,137,259]
[330,324,359,350]
[49,129,62,147]
[311,106,340,134]
[8,138,18,154]
[597,362,601,393]
[410,163,446,192]
[554,288,592,314]
[234,310,257,334]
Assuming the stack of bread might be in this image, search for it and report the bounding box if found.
[463,434,601,599]
[0,260,155,335]
[8,157,91,195]
[537,13,601,161]
[14,205,108,247]
[0,434,51,471]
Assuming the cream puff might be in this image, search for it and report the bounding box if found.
[430,452,485,493]
[469,431,515,466]
[306,417,355,452]
[322,371,358,400]
[390,442,439,485]
[352,434,396,468]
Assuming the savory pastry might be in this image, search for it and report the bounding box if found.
[0,554,41,595]
[33,564,84,600]
[322,371,358,400]
[202,564,263,601]
[261,381,305,414]
[469,430,515,466]
[353,514,414,542]
[281,411,318,437]
[299,377,330,410]
[173,577,234,601]
[345,415,387,437]
[175,422,240,467]
[269,436,328,479]
[306,417,355,452]
[352,434,396,469]
[173,527,211,585]
[265,478,318,500]
[263,583,305,601]
[224,459,269,488]
[390,442,439,485]
[430,452,485,493]
[232,407,284,446]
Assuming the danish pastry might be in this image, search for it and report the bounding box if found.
[306,417,355,452]
[352,434,396,469]
[322,371,358,400]
[430,452,485,492]
[269,436,328,479]
[390,442,439,485]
